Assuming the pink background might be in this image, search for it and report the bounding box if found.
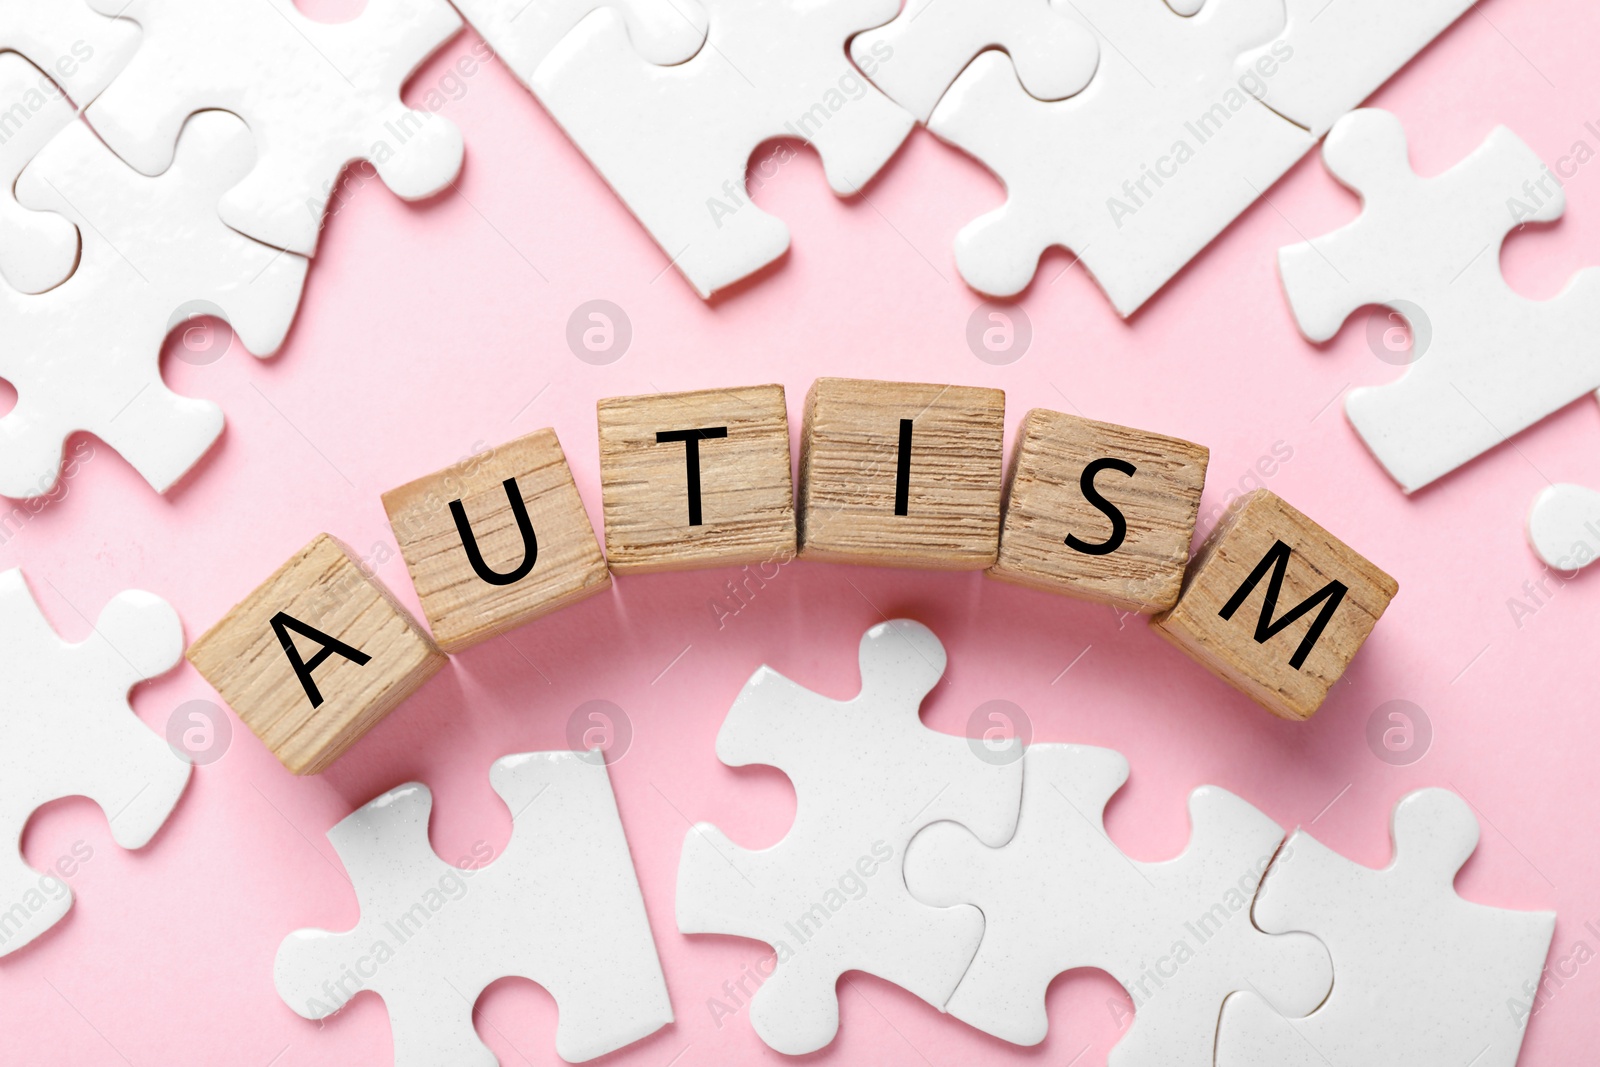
[3,0,1597,1063]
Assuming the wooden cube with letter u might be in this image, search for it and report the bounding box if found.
[186,534,446,774]
[799,378,1006,568]
[1150,490,1398,720]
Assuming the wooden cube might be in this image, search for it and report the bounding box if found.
[989,409,1209,613]
[186,534,446,774]
[596,384,795,573]
[382,429,610,652]
[1150,490,1398,721]
[799,378,1004,568]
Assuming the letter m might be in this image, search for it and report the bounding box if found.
[1218,540,1347,670]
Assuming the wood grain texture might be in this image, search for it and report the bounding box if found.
[382,428,610,652]
[1150,490,1398,721]
[597,384,795,573]
[989,409,1208,612]
[185,534,446,775]
[798,377,1005,569]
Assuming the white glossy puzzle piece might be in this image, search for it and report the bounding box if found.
[0,0,138,105]
[451,0,708,81]
[1216,789,1555,1067]
[1235,0,1474,137]
[676,619,1023,1054]
[926,0,1310,314]
[1279,109,1600,493]
[276,751,671,1065]
[849,0,1100,122]
[85,0,465,256]
[904,744,1331,1063]
[533,0,914,299]
[0,53,78,294]
[0,568,190,957]
[1,110,307,499]
[1528,483,1600,571]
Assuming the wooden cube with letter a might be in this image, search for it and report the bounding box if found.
[382,429,610,652]
[1150,490,1398,720]
[186,534,446,774]
[799,378,1005,568]
[990,409,1208,612]
[596,385,796,573]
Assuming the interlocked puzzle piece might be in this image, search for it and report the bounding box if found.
[676,619,1023,1054]
[1279,109,1600,493]
[85,0,465,256]
[0,568,190,957]
[451,0,708,81]
[0,0,138,105]
[1235,0,1475,137]
[904,744,1331,1064]
[0,53,78,294]
[849,0,1100,122]
[1216,789,1555,1067]
[1528,483,1600,571]
[1,110,307,499]
[275,751,672,1065]
[926,0,1312,314]
[533,0,914,299]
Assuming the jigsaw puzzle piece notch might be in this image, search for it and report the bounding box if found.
[451,0,709,82]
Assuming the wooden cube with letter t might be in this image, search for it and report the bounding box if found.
[989,409,1208,612]
[186,534,446,774]
[382,428,611,652]
[1150,490,1398,720]
[596,385,796,573]
[799,378,1005,568]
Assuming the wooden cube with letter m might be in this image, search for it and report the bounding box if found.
[1151,490,1398,720]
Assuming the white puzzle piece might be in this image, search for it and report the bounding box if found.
[85,0,465,256]
[676,619,1023,1054]
[1279,109,1600,493]
[0,0,139,105]
[275,751,672,1065]
[0,568,190,957]
[2,110,308,498]
[533,0,915,299]
[0,53,78,294]
[1216,789,1555,1067]
[1234,0,1475,137]
[928,0,1313,314]
[1528,483,1600,571]
[904,744,1331,1064]
[848,0,1099,122]
[451,0,708,81]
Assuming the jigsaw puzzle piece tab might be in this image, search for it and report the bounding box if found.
[849,0,1099,121]
[85,0,465,256]
[931,0,1312,313]
[0,110,307,498]
[0,54,79,294]
[0,569,189,956]
[1217,789,1555,1067]
[452,0,708,80]
[1234,0,1475,137]
[906,744,1331,1065]
[534,0,914,298]
[1528,483,1600,571]
[1280,109,1600,492]
[277,752,671,1065]
[0,0,139,105]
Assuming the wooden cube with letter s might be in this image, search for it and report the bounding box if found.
[1151,490,1398,720]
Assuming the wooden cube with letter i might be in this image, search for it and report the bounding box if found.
[185,534,447,774]
[798,377,1005,568]
[596,385,796,573]
[382,428,611,652]
[1150,490,1398,720]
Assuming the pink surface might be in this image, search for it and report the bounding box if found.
[3,1,1597,1063]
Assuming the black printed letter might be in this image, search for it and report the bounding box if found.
[1218,540,1348,670]
[270,612,373,708]
[1065,457,1136,556]
[657,427,728,526]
